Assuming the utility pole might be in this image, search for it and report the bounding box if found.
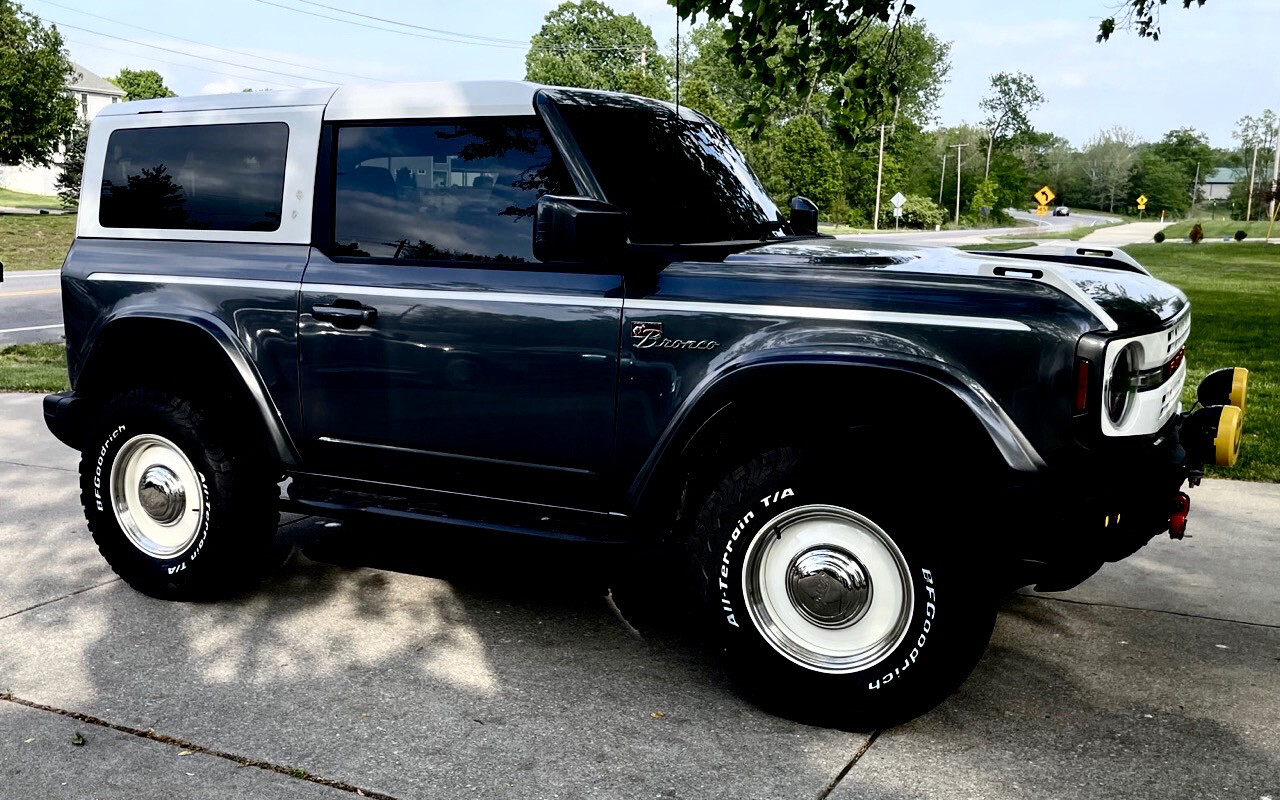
[953,143,967,226]
[873,123,887,230]
[1247,145,1259,222]
[871,98,900,232]
[1270,120,1280,222]
[1190,161,1200,210]
[938,152,948,206]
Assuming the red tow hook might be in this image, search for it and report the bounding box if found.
[1169,492,1191,539]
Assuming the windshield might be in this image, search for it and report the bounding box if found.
[543,89,787,245]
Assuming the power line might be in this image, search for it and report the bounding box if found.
[35,0,388,83]
[250,0,648,53]
[249,0,526,49]
[285,0,527,45]
[63,36,301,89]
[45,18,340,84]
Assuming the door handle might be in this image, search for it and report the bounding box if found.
[313,302,377,328]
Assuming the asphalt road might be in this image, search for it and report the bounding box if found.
[0,392,1276,799]
[0,269,62,346]
[839,208,1117,246]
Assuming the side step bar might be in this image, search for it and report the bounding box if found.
[281,471,634,545]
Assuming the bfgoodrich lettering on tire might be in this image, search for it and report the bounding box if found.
[690,446,997,729]
[79,388,279,600]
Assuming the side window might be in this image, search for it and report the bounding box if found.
[331,118,573,263]
[100,123,289,232]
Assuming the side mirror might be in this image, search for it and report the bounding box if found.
[789,196,818,236]
[533,195,627,263]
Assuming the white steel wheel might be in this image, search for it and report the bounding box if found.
[742,504,914,674]
[109,433,205,559]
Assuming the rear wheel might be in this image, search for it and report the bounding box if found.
[691,446,997,729]
[80,388,280,599]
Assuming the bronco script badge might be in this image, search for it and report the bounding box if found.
[631,321,720,351]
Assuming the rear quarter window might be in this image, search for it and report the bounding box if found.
[99,122,289,232]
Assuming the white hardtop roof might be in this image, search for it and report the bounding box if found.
[95,80,546,120]
[96,86,338,116]
[324,80,543,120]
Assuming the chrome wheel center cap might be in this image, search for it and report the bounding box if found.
[137,465,185,526]
[785,546,872,628]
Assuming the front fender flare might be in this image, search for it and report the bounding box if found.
[626,350,1047,513]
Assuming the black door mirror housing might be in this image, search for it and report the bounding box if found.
[533,196,627,263]
[789,196,818,236]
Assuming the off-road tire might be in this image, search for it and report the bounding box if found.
[79,388,280,600]
[690,445,997,729]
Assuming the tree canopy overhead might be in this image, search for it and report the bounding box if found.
[674,0,927,138]
[0,0,76,167]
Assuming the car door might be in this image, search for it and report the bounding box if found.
[299,116,622,508]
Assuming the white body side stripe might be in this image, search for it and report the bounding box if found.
[626,298,1030,331]
[87,273,299,292]
[86,274,1030,331]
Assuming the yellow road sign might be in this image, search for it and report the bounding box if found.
[1036,204,1049,216]
[1035,186,1055,206]
[1137,194,1148,208]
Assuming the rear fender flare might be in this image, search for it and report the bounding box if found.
[75,308,298,465]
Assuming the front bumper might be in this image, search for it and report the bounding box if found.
[1005,405,1236,591]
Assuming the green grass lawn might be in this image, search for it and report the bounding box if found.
[1159,219,1275,240]
[0,188,64,210]
[0,213,75,270]
[1126,242,1279,482]
[0,343,68,392]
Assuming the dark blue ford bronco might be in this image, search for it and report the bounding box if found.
[43,81,1249,726]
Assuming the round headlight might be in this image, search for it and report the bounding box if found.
[1106,342,1141,425]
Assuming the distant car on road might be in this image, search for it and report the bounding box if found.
[1054,206,1071,216]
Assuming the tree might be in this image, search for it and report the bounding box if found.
[1128,149,1191,216]
[525,1,670,100]
[1097,0,1209,42]
[1082,127,1139,212]
[774,116,842,213]
[0,0,76,167]
[55,123,87,207]
[978,71,1043,180]
[970,178,999,223]
[1150,127,1212,183]
[109,68,176,102]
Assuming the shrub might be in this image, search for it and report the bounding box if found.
[1234,229,1247,241]
[1189,223,1204,244]
[893,194,948,230]
[1153,231,1166,243]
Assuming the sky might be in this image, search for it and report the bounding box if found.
[33,0,1280,149]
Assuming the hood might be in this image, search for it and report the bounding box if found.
[724,238,1187,332]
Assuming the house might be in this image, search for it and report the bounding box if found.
[1199,167,1247,202]
[0,62,127,197]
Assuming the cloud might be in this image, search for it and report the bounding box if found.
[199,80,246,95]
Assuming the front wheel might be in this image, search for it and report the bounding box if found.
[691,447,997,728]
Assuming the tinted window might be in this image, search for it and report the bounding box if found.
[548,90,785,244]
[332,118,572,263]
[100,123,288,231]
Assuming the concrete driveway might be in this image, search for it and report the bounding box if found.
[0,392,1276,799]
